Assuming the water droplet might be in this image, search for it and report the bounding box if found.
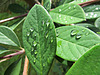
[59,9,61,12]
[59,15,61,17]
[91,12,94,15]
[81,0,83,2]
[51,37,53,43]
[90,15,92,18]
[43,63,45,67]
[46,22,50,27]
[71,17,73,19]
[74,5,76,8]
[95,8,99,10]
[70,30,78,36]
[30,28,34,32]
[75,34,82,40]
[69,7,71,9]
[46,33,48,38]
[33,58,36,63]
[35,50,37,54]
[33,41,37,46]
[86,13,88,16]
[86,32,89,36]
[27,32,30,36]
[65,21,67,23]
[94,14,97,17]
[31,47,34,51]
[42,20,44,25]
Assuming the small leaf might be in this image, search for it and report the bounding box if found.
[23,4,56,75]
[50,3,86,24]
[0,26,21,47]
[4,59,22,75]
[43,0,51,11]
[8,3,27,13]
[66,44,100,75]
[56,26,100,61]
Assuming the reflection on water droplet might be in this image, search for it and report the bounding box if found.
[94,14,97,17]
[95,8,99,10]
[46,33,48,38]
[65,21,67,23]
[35,50,37,54]
[51,37,53,43]
[27,32,30,36]
[69,7,71,9]
[71,30,78,36]
[33,41,37,46]
[34,58,36,63]
[86,32,89,36]
[91,12,94,15]
[30,28,34,32]
[43,63,45,67]
[59,15,61,17]
[75,34,82,40]
[71,17,73,19]
[59,9,61,12]
[46,22,50,27]
[31,47,34,51]
[42,20,44,25]
[86,13,88,16]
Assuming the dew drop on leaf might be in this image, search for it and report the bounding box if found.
[75,34,82,40]
[70,30,78,36]
[27,32,30,36]
[69,7,71,9]
[35,50,37,54]
[59,15,61,17]
[95,8,99,10]
[59,9,61,12]
[33,58,36,63]
[51,37,53,43]
[30,28,34,32]
[33,41,37,46]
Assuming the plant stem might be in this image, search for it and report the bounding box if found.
[23,56,29,75]
[0,49,25,59]
[0,13,27,24]
[35,0,41,5]
[0,58,10,63]
[79,0,100,7]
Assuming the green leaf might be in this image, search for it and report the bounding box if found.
[71,0,90,4]
[0,50,10,54]
[4,59,22,75]
[49,3,86,24]
[23,4,56,75]
[56,26,100,61]
[66,44,100,75]
[8,3,27,13]
[0,26,21,47]
[95,17,100,29]
[43,0,51,11]
[83,5,100,13]
[83,5,100,19]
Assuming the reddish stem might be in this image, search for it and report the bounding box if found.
[0,49,25,59]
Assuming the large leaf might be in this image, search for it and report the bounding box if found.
[43,0,51,11]
[0,26,21,47]
[23,4,56,75]
[56,26,100,61]
[4,59,22,75]
[66,44,100,75]
[49,3,86,24]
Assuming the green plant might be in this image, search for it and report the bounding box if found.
[0,0,100,75]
